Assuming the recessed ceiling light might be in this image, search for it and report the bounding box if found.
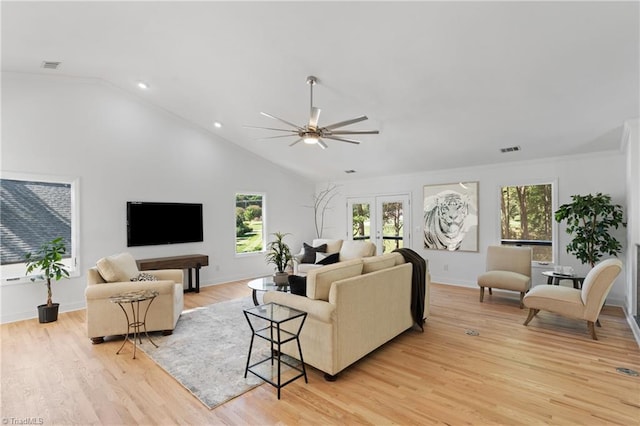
[137,82,149,90]
[213,121,222,128]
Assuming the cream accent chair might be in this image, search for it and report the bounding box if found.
[523,258,622,340]
[85,252,184,344]
[293,238,376,275]
[477,245,532,308]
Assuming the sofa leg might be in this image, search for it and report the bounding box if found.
[162,330,173,336]
[479,287,484,302]
[519,292,525,309]
[588,321,598,340]
[523,309,539,326]
[90,337,105,345]
[324,373,338,382]
[488,288,493,295]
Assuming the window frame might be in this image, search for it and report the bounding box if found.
[234,192,266,257]
[497,178,558,266]
[1,171,81,285]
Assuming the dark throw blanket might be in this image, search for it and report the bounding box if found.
[393,248,427,331]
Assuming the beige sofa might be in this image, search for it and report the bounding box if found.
[293,238,376,275]
[85,253,184,344]
[264,251,430,379]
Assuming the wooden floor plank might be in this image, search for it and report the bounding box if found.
[2,281,639,425]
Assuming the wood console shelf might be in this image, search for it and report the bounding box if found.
[136,254,209,293]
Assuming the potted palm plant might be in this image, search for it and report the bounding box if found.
[555,193,626,267]
[265,232,293,285]
[24,237,70,323]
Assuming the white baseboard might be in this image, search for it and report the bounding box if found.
[1,301,86,324]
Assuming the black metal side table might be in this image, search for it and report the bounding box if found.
[243,302,307,399]
[110,289,159,359]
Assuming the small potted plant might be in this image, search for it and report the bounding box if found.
[24,237,70,323]
[265,232,293,285]
[555,193,626,267]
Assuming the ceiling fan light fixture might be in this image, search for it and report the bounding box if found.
[303,135,318,144]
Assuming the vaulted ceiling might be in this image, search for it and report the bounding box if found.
[2,1,638,182]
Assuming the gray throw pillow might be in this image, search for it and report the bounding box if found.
[301,243,327,263]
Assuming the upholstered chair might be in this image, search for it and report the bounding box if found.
[477,245,532,308]
[85,252,184,344]
[523,258,622,340]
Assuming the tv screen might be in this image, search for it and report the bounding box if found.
[127,202,203,247]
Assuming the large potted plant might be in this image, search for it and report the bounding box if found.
[24,237,70,323]
[266,232,293,285]
[554,193,626,267]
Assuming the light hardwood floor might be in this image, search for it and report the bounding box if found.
[2,281,639,425]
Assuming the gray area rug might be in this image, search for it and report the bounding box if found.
[137,297,268,409]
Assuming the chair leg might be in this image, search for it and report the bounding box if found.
[523,308,539,326]
[480,287,485,302]
[587,321,598,340]
[488,288,493,295]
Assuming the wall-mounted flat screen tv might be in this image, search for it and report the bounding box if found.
[127,201,203,247]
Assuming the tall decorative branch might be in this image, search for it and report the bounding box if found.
[307,183,340,238]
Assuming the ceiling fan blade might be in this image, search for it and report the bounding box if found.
[244,125,299,133]
[317,139,328,150]
[323,136,361,145]
[289,138,303,147]
[308,107,321,130]
[260,112,302,130]
[323,115,368,130]
[327,130,379,135]
[259,134,297,140]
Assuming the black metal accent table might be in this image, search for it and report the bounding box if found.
[243,302,307,399]
[109,290,159,359]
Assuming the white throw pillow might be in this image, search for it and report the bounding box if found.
[96,252,140,282]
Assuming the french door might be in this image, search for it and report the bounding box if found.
[347,194,411,255]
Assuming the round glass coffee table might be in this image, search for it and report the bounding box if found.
[247,276,289,305]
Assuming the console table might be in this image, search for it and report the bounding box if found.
[136,254,209,293]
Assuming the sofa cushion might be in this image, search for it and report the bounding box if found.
[306,259,364,301]
[316,252,340,265]
[301,242,327,264]
[362,253,398,274]
[96,252,139,282]
[339,240,376,261]
[312,239,343,254]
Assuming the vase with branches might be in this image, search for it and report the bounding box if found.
[554,193,626,267]
[308,183,340,238]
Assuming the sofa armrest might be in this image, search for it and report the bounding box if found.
[85,280,178,300]
[263,291,335,323]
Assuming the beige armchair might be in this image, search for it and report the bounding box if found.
[523,258,622,340]
[85,253,184,344]
[477,245,532,308]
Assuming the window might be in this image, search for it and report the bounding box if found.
[1,173,80,282]
[235,193,265,254]
[500,183,555,264]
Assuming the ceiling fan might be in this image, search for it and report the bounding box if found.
[246,76,379,149]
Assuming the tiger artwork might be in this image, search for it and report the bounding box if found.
[424,190,476,251]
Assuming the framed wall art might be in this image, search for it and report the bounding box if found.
[423,181,479,252]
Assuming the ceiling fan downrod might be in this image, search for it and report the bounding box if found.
[307,75,317,120]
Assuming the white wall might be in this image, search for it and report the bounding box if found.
[0,73,317,323]
[623,119,639,317]
[320,150,629,305]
